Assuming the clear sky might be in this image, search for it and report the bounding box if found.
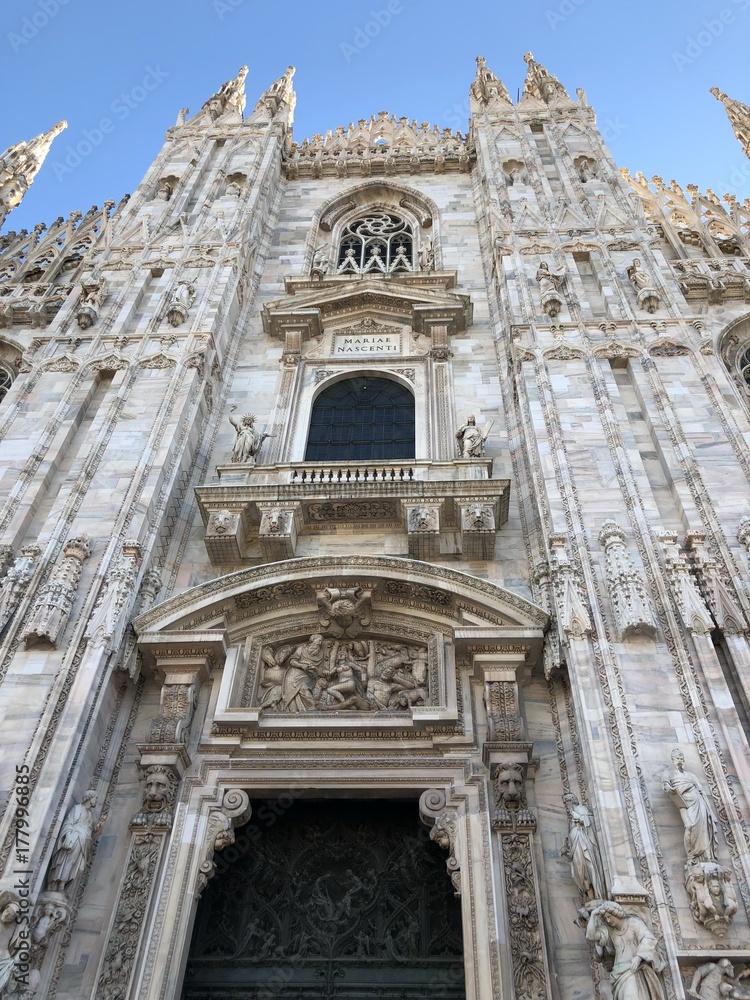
[1,0,748,233]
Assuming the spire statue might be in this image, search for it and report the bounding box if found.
[710,87,750,158]
[0,120,67,227]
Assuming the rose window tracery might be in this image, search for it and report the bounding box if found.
[337,213,413,274]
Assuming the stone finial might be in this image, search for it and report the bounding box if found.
[253,66,296,123]
[522,52,569,104]
[711,87,750,158]
[470,56,511,107]
[201,66,248,120]
[0,121,67,226]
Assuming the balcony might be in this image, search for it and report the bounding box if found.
[195,459,509,564]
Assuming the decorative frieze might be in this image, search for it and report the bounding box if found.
[257,633,429,712]
[502,834,549,1000]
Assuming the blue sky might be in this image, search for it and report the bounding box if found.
[1,0,748,232]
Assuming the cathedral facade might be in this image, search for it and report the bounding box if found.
[0,53,748,1000]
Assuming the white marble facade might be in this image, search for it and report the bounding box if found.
[0,56,747,1000]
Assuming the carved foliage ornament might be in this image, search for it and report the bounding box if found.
[21,535,90,647]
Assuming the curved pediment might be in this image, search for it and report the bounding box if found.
[135,556,546,735]
[135,555,546,637]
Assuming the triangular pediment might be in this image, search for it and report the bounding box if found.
[263,272,473,337]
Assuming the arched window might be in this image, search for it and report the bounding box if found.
[0,364,14,405]
[337,213,413,274]
[305,376,415,462]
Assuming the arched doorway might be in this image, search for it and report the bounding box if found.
[181,798,464,1000]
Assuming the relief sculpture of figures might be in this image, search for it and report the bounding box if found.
[561,792,607,901]
[586,902,665,1000]
[228,406,269,465]
[258,634,429,712]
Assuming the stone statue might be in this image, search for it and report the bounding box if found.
[627,258,653,292]
[156,177,173,201]
[662,748,718,863]
[455,414,490,457]
[561,792,607,901]
[76,271,107,329]
[536,261,565,317]
[685,861,738,937]
[689,959,740,1000]
[418,237,434,271]
[627,259,660,313]
[311,246,330,278]
[0,545,40,634]
[165,280,195,327]
[586,901,665,1000]
[228,406,268,464]
[46,790,100,893]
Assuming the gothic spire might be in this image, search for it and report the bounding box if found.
[470,56,512,109]
[522,52,569,104]
[249,66,296,125]
[710,87,750,158]
[201,66,249,120]
[0,120,66,228]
